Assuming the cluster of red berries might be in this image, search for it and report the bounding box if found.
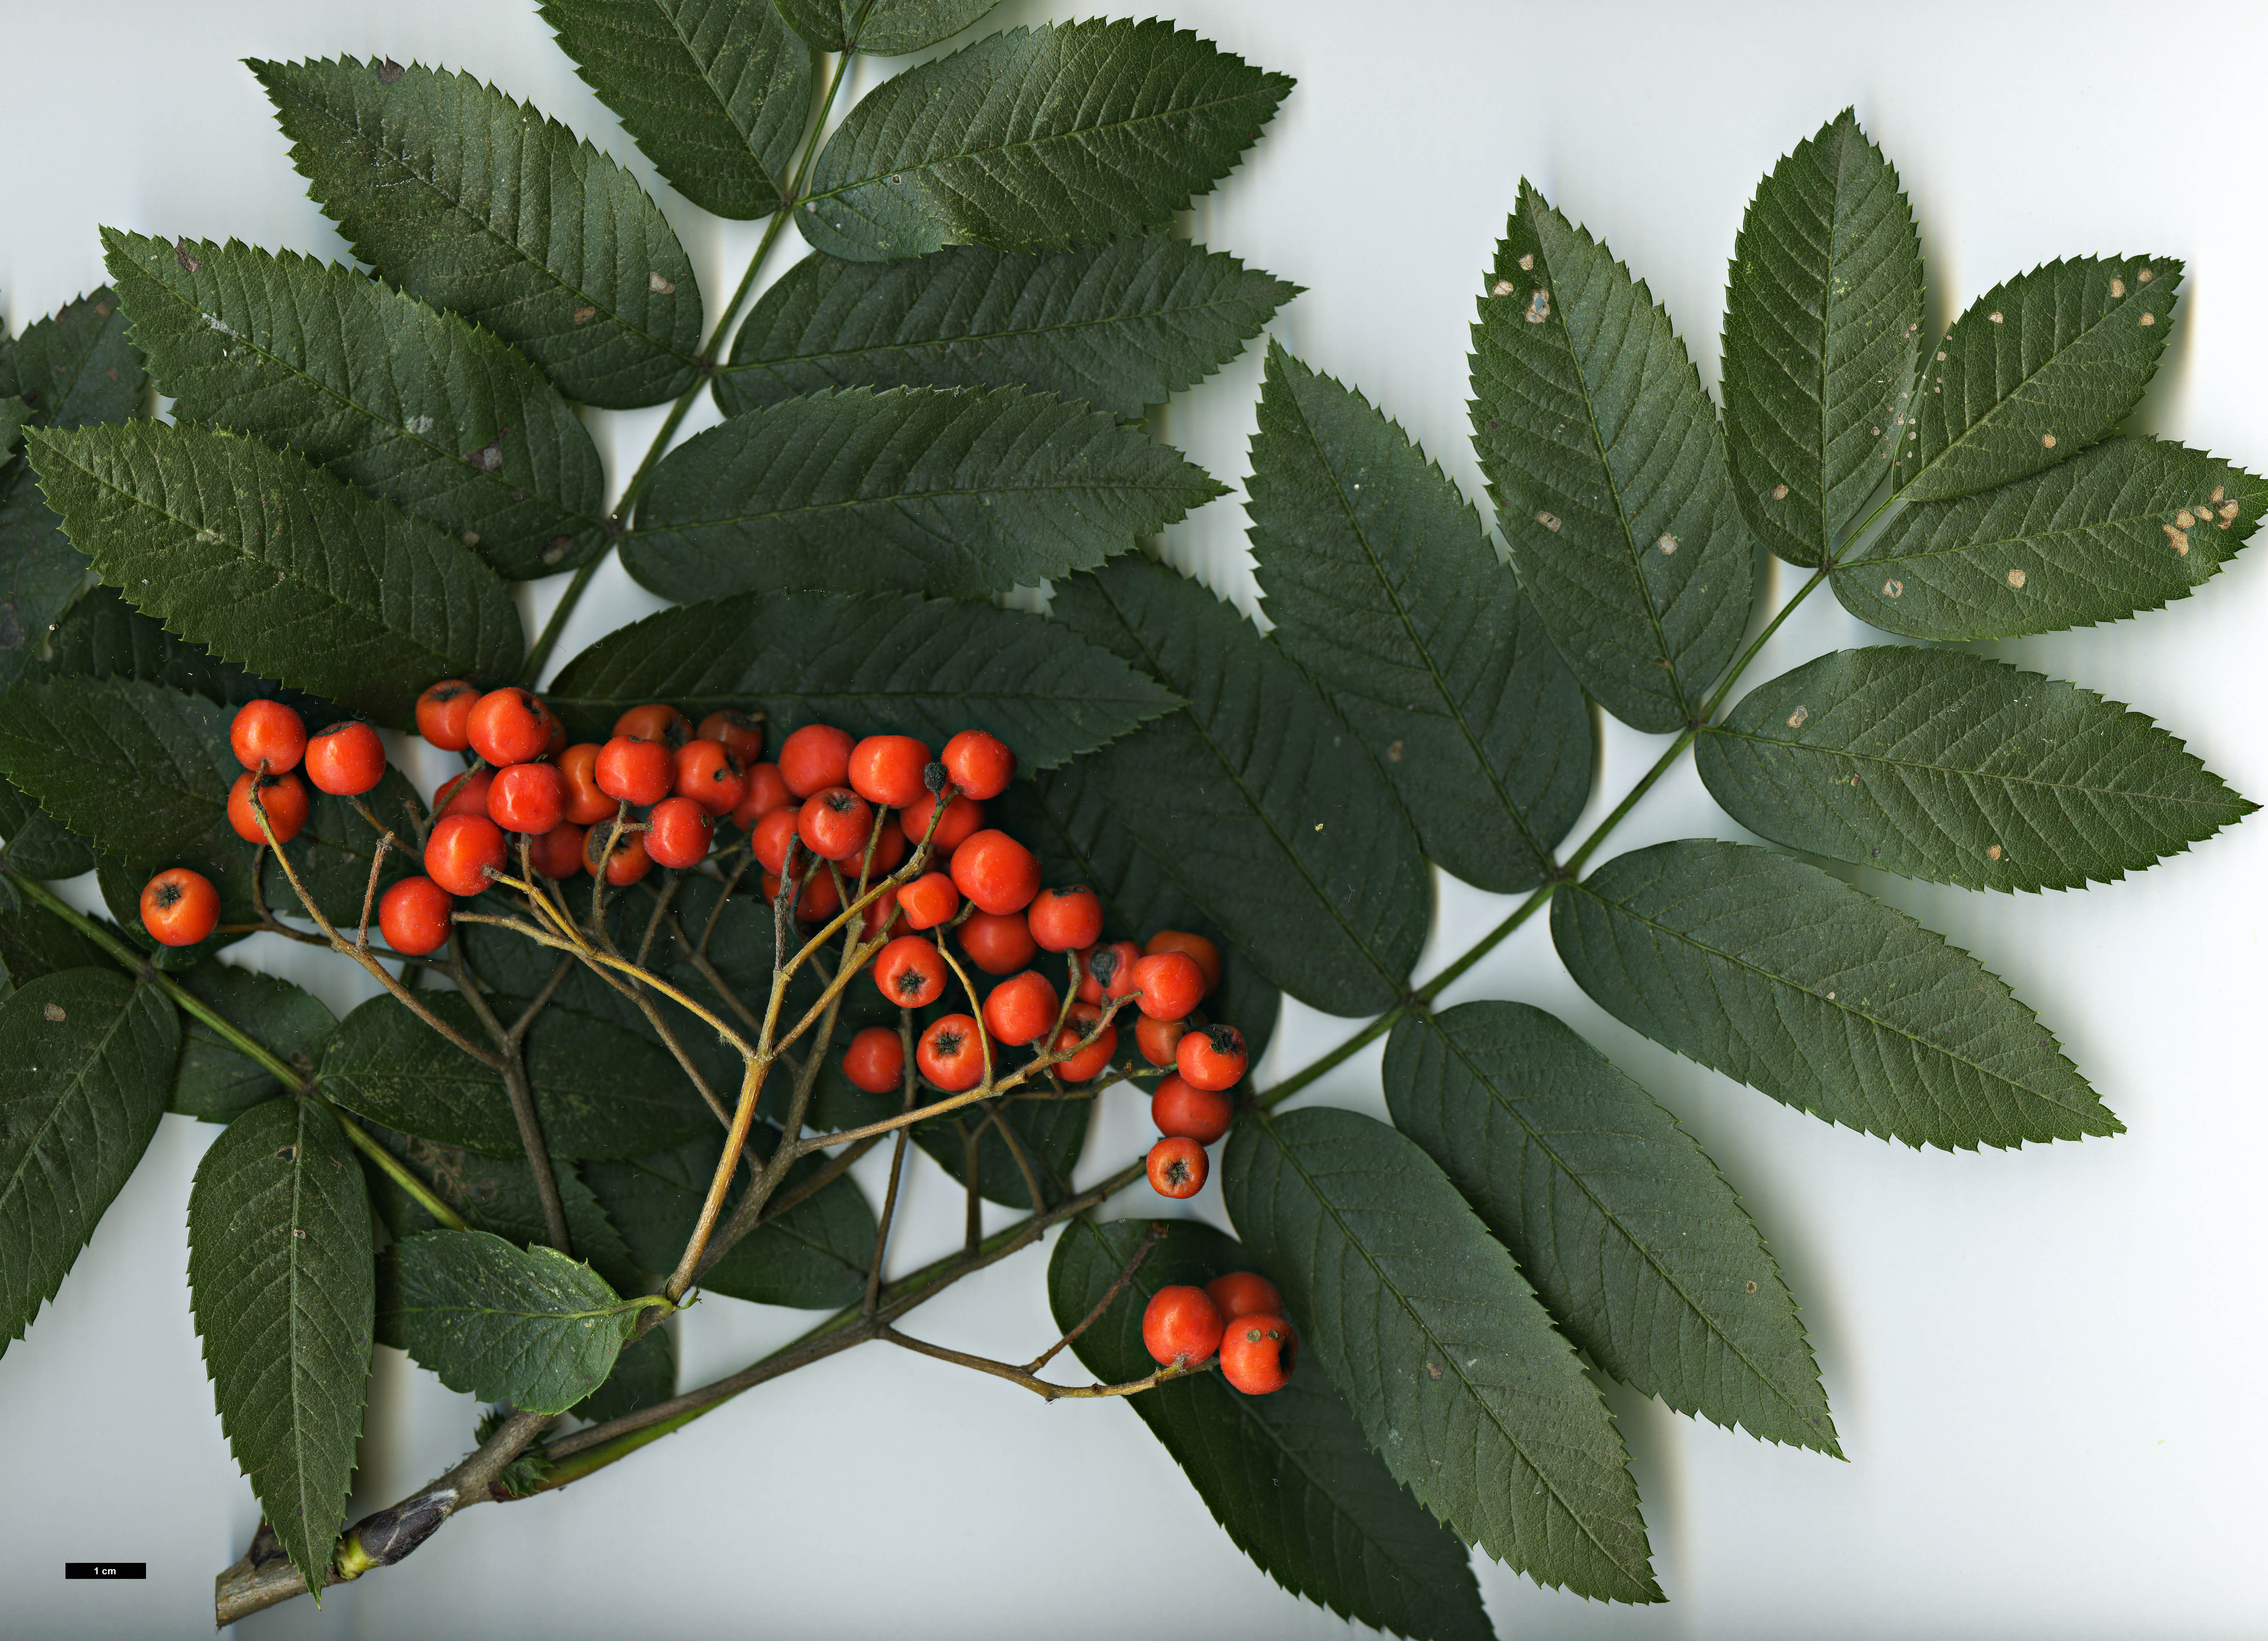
[1142,1269,1297,1395]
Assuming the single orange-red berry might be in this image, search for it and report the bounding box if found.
[847,734,933,808]
[958,910,1036,976]
[777,724,854,798]
[917,1013,988,1091]
[950,829,1039,916]
[730,761,793,830]
[1218,1313,1297,1394]
[230,699,306,773]
[1076,940,1143,1005]
[874,935,948,1008]
[378,875,454,955]
[555,743,616,826]
[613,702,692,747]
[1152,1074,1233,1145]
[228,770,309,844]
[140,867,219,947]
[595,735,673,807]
[1141,1284,1224,1368]
[304,722,386,796]
[645,796,714,869]
[487,762,567,835]
[1146,1135,1208,1198]
[1176,1023,1248,1092]
[982,969,1059,1047]
[697,708,763,765]
[1026,885,1103,953]
[526,823,587,880]
[466,688,550,766]
[1136,1013,1195,1069]
[798,787,873,862]
[896,870,959,930]
[584,824,652,886]
[842,1025,905,1095]
[425,813,508,896]
[1144,930,1222,998]
[434,767,494,820]
[1130,951,1206,1021]
[750,807,801,877]
[1052,1000,1116,1081]
[898,791,982,854]
[940,729,1015,800]
[674,738,747,816]
[415,680,478,751]
[1205,1271,1284,1322]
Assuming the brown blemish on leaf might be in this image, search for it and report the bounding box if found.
[2210,485,2226,504]
[277,1146,297,1163]
[1882,578,1904,599]
[2139,267,2154,283]
[1517,252,1534,271]
[1385,740,1404,762]
[2217,500,2240,528]
[1426,1361,1442,1380]
[2164,523,2190,556]
[460,530,481,548]
[572,306,597,325]
[2176,509,2195,529]
[41,1003,64,1022]
[377,58,405,84]
[541,535,574,565]
[1987,310,2004,323]
[648,272,676,295]
[2140,313,2156,327]
[1656,533,1678,555]
[1535,510,1561,532]
[1744,1280,1758,1294]
[2041,433,2056,449]
[174,238,201,274]
[1986,844,2002,860]
[1770,482,1789,501]
[2006,568,2026,589]
[2110,276,2126,298]
[1524,289,1550,324]
[1785,705,1809,729]
[1490,278,1515,296]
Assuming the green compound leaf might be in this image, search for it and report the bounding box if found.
[993,762,1278,1071]
[1048,1218,1493,1641]
[585,1134,875,1308]
[25,421,523,726]
[1552,839,2119,1150]
[186,1095,372,1596]
[1248,342,1592,894]
[1837,437,2266,639]
[171,964,336,1122]
[545,589,1177,765]
[539,0,810,220]
[623,386,1224,601]
[713,238,1296,422]
[1223,1105,1659,1604]
[382,1229,651,1415]
[1699,646,2255,893]
[0,969,180,1354]
[1385,1002,1837,1455]
[251,56,703,408]
[318,990,713,1162]
[1050,558,1428,1019]
[0,778,94,881]
[799,19,1291,262]
[1470,183,1754,732]
[1894,256,2179,503]
[1722,110,1922,566]
[775,0,999,55]
[104,230,608,580]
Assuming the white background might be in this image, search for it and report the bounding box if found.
[1,1,2263,1636]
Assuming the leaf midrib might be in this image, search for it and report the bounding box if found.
[1095,577,1402,1000]
[283,72,696,366]
[1269,365,1554,873]
[1567,874,2101,1126]
[127,249,605,535]
[1255,1114,1652,1595]
[1422,1017,1829,1444]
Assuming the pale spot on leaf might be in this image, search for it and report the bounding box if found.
[1517,252,1534,271]
[1490,278,1515,296]
[2006,568,2026,589]
[1882,578,1904,598]
[1535,510,1561,532]
[1769,482,1789,501]
[648,272,676,295]
[41,1003,64,1022]
[1986,844,2003,861]
[2041,433,2056,449]
[1656,533,1678,555]
[1386,740,1404,763]
[1524,289,1550,324]
[2139,267,2154,282]
[2176,509,2195,529]
[572,306,597,325]
[2140,313,2156,327]
[1987,311,2004,323]
[2110,277,2126,298]
[1785,705,1809,729]
[2164,524,2190,555]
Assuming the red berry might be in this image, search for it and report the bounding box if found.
[1141,1284,1224,1368]
[1205,1271,1284,1322]
[674,738,747,816]
[425,813,508,896]
[847,734,933,807]
[304,722,386,796]
[778,724,854,798]
[940,729,1015,800]
[761,867,839,922]
[1176,1023,1248,1092]
[378,875,454,955]
[526,824,586,880]
[798,787,873,862]
[730,761,793,829]
[917,1013,989,1092]
[957,910,1036,976]
[1135,1013,1194,1069]
[1144,930,1222,998]
[842,1025,905,1095]
[1130,951,1206,1021]
[556,743,616,826]
[595,736,673,807]
[697,709,764,765]
[416,680,478,751]
[1052,1001,1116,1081]
[613,703,691,747]
[950,830,1038,916]
[874,935,948,1008]
[1147,1136,1208,1198]
[466,688,550,766]
[982,969,1059,1046]
[1076,940,1142,1005]
[541,704,567,761]
[1026,885,1103,953]
[1152,1074,1233,1145]
[750,808,801,876]
[228,770,309,844]
[230,699,305,773]
[487,762,567,835]
[645,796,714,869]
[896,871,959,930]
[584,824,652,887]
[434,767,494,820]
[1218,1314,1297,1395]
[140,867,219,947]
[898,791,982,854]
